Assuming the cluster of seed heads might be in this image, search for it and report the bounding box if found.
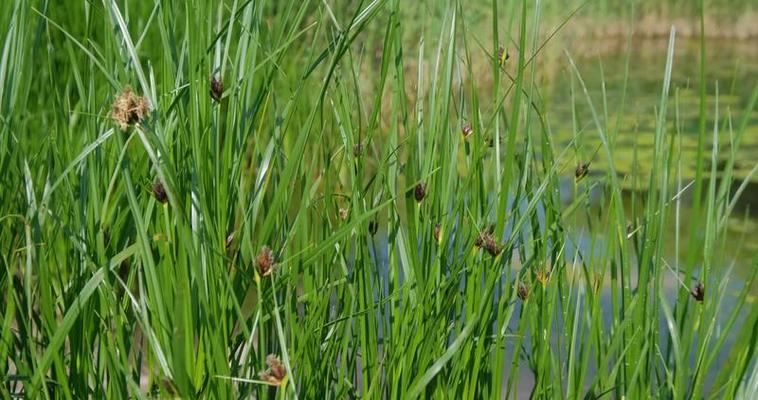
[259,354,287,386]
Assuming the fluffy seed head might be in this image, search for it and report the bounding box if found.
[111,87,149,130]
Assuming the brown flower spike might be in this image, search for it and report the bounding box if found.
[152,181,168,204]
[691,281,704,302]
[259,354,287,386]
[256,246,276,277]
[111,87,149,130]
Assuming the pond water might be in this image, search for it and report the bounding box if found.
[544,37,758,272]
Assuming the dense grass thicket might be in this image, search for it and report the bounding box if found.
[1,0,757,398]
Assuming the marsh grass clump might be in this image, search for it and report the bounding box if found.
[3,1,757,399]
[111,87,149,130]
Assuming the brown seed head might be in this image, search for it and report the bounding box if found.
[210,74,224,102]
[475,231,502,257]
[111,87,149,130]
[575,163,590,181]
[259,354,287,386]
[517,283,529,301]
[691,281,705,302]
[414,183,427,202]
[152,181,168,204]
[461,122,474,139]
[433,223,442,243]
[339,207,349,221]
[256,246,276,277]
[483,237,503,257]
